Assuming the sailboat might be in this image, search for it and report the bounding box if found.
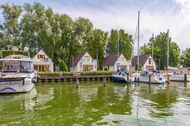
[112,27,134,84]
[133,11,166,84]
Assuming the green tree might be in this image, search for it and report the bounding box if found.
[83,29,108,69]
[0,3,22,47]
[180,48,190,67]
[106,29,133,60]
[140,31,180,70]
[106,29,119,55]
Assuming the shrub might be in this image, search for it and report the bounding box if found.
[38,72,72,76]
[80,71,112,75]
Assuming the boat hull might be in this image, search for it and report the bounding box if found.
[113,75,134,83]
[169,76,190,82]
[134,76,165,84]
[0,77,34,93]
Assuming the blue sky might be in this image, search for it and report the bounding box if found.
[0,0,190,52]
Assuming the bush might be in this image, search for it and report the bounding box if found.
[58,59,68,71]
[38,71,112,76]
[38,72,72,76]
[80,71,112,75]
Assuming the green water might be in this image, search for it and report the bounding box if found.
[0,81,190,126]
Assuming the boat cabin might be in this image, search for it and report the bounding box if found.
[0,55,33,73]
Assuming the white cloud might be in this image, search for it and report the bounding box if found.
[1,0,190,51]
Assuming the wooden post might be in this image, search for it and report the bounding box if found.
[127,73,129,84]
[184,74,187,87]
[167,74,170,84]
[103,76,106,87]
[76,76,79,88]
[149,75,151,84]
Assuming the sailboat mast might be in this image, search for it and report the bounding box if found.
[137,11,140,72]
[151,34,154,59]
[166,29,169,70]
[118,31,120,58]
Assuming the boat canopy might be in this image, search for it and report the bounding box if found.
[0,55,32,62]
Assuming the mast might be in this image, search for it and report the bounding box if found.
[117,31,120,58]
[166,29,169,70]
[137,11,140,72]
[151,34,154,59]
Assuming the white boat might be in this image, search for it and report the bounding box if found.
[134,70,166,84]
[0,55,37,93]
[169,71,190,82]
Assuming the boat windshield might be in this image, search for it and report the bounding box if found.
[2,60,33,72]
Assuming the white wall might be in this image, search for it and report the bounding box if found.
[103,54,131,72]
[142,56,156,70]
[32,50,54,72]
[70,52,97,73]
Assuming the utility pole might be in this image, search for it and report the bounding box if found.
[137,11,140,72]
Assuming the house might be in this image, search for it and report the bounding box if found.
[102,54,131,72]
[32,49,54,72]
[132,54,156,70]
[70,51,97,73]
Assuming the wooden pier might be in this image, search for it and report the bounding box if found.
[38,75,113,82]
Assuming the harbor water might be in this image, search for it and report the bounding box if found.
[0,81,190,126]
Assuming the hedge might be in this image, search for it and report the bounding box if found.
[38,71,112,76]
[80,71,112,75]
[38,72,73,76]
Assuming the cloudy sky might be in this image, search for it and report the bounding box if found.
[0,0,190,52]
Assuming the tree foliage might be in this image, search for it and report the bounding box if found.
[105,29,133,60]
[180,48,190,67]
[140,32,180,70]
[0,2,135,70]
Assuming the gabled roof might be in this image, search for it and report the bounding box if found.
[103,54,121,66]
[132,54,151,66]
[70,51,87,67]
[33,49,48,59]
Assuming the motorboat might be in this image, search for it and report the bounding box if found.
[0,55,37,93]
[134,70,166,84]
[169,71,190,82]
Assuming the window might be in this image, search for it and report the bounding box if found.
[38,54,45,59]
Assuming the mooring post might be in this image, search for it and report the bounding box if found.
[149,75,151,84]
[127,73,129,84]
[76,76,79,88]
[184,74,187,87]
[167,74,170,84]
[103,75,106,87]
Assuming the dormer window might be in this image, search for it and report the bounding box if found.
[38,54,45,59]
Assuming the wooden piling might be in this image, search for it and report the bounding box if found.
[127,73,129,84]
[184,74,187,87]
[103,76,106,87]
[149,75,151,84]
[76,77,79,88]
[167,74,170,84]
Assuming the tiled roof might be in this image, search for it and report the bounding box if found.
[132,54,151,66]
[103,54,120,66]
[70,51,87,67]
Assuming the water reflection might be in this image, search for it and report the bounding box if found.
[0,82,190,126]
